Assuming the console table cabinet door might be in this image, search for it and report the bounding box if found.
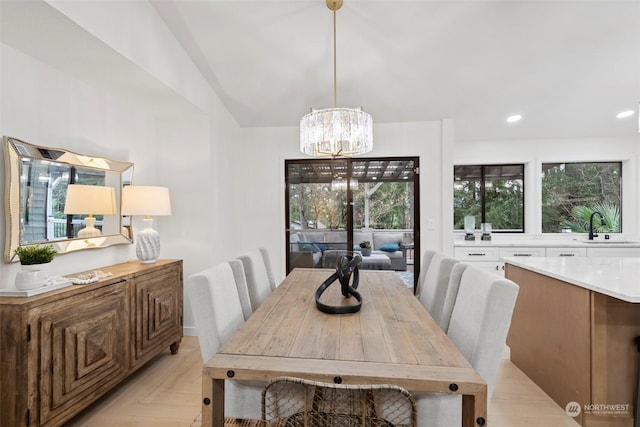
[36,281,129,426]
[131,266,183,366]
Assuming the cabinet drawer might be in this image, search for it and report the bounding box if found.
[546,247,587,257]
[454,247,500,260]
[499,247,546,258]
[586,248,640,258]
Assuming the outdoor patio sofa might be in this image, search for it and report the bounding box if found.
[289,230,409,271]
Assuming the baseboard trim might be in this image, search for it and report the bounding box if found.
[183,326,197,337]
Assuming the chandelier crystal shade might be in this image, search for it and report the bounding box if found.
[300,107,373,156]
[300,0,373,157]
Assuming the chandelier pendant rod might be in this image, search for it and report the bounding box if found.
[333,5,337,108]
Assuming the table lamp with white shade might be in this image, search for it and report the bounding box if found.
[64,184,116,238]
[121,186,172,264]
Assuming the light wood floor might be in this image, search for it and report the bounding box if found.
[66,336,579,427]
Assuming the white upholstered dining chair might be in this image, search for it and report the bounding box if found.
[417,252,465,331]
[185,262,262,419]
[228,259,253,321]
[414,249,437,296]
[237,248,276,312]
[415,266,519,427]
[258,247,276,290]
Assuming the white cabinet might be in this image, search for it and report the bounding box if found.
[454,247,500,261]
[471,261,505,274]
[454,247,506,276]
[455,243,640,277]
[499,247,546,258]
[586,248,640,257]
[546,247,587,257]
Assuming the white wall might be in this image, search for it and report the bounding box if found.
[454,137,640,235]
[0,1,241,335]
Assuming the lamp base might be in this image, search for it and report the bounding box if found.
[135,218,160,264]
[78,216,102,238]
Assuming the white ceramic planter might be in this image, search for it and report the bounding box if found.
[15,263,50,290]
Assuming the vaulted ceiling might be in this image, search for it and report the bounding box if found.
[150,0,640,142]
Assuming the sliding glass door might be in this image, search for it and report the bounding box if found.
[285,157,420,288]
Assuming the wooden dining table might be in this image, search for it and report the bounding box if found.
[202,268,487,426]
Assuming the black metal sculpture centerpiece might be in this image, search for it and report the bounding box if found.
[315,252,363,314]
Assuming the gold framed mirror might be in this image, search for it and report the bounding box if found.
[3,136,134,263]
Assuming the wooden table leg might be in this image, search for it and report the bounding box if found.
[462,386,487,427]
[201,374,225,427]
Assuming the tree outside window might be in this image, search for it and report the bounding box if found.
[454,164,524,232]
[541,162,621,233]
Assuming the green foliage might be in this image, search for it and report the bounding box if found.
[561,202,621,233]
[542,162,621,233]
[290,181,413,231]
[355,182,413,229]
[453,177,523,231]
[14,244,57,265]
[359,241,371,248]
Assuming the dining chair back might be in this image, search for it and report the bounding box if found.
[185,262,262,419]
[415,266,519,427]
[417,252,461,330]
[238,248,274,312]
[229,259,253,320]
[259,247,277,291]
[414,249,437,296]
[448,266,519,397]
[262,376,417,427]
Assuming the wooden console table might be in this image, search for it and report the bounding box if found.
[0,259,183,427]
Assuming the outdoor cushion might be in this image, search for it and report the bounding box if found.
[373,232,404,250]
[379,243,400,252]
[299,242,320,253]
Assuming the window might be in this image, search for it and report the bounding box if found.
[454,164,524,232]
[541,162,621,233]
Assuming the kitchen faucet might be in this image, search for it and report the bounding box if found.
[589,211,606,240]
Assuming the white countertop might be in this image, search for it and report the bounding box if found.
[454,237,640,248]
[503,256,640,303]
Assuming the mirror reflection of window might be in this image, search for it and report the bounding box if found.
[4,136,134,262]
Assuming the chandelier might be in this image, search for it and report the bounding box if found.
[300,0,373,157]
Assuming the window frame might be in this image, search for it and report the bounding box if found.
[454,163,525,233]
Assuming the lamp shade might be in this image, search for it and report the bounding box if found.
[64,184,116,215]
[121,186,172,216]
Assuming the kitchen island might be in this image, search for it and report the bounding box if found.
[504,257,640,427]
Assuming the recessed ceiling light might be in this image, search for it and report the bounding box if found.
[616,110,635,119]
[506,114,522,123]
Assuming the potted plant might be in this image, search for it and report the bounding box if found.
[15,244,57,267]
[359,241,372,257]
[13,244,57,290]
